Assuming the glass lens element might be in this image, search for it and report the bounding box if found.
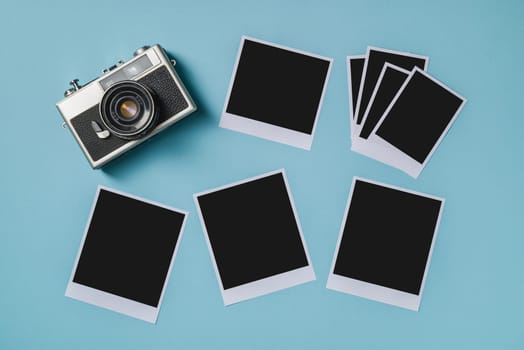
[118,100,139,119]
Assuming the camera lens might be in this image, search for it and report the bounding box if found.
[118,99,139,120]
[100,80,158,140]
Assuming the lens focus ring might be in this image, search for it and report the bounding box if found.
[100,80,158,140]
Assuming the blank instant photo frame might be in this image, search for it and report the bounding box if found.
[65,186,187,323]
[220,36,332,150]
[327,177,444,311]
[194,170,315,305]
[365,67,467,178]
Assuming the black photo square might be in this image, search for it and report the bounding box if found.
[220,36,332,150]
[327,178,444,311]
[194,170,315,305]
[65,187,187,323]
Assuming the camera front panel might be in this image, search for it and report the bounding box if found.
[70,65,191,164]
[71,105,129,162]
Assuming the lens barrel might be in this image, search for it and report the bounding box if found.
[100,80,158,140]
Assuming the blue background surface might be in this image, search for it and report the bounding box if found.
[1,0,523,348]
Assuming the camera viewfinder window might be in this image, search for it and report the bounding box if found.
[100,55,153,90]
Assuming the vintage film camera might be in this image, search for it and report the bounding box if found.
[56,44,197,168]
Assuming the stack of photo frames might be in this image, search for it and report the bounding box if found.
[348,47,466,178]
